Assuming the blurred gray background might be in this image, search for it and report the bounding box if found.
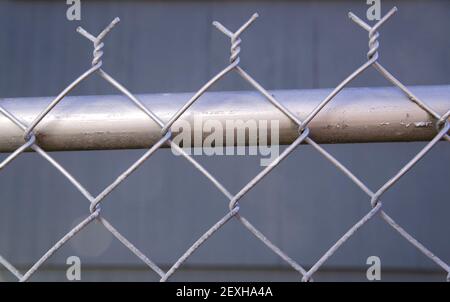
[0,0,449,281]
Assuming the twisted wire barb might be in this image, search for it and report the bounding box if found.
[0,19,168,281]
[158,13,310,282]
[1,8,449,282]
[160,13,260,134]
[160,8,450,282]
[295,7,450,281]
[348,8,450,142]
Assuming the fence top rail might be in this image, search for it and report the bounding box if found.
[2,7,450,282]
[0,85,448,153]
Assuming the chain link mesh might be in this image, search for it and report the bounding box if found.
[0,7,449,282]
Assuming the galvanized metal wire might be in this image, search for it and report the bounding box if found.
[0,7,449,282]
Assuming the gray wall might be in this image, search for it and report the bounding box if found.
[0,0,449,281]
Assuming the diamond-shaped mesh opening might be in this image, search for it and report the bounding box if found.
[1,8,449,282]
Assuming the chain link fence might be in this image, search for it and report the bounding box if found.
[0,7,449,282]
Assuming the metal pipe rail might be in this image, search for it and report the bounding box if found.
[2,9,450,283]
[0,85,449,152]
